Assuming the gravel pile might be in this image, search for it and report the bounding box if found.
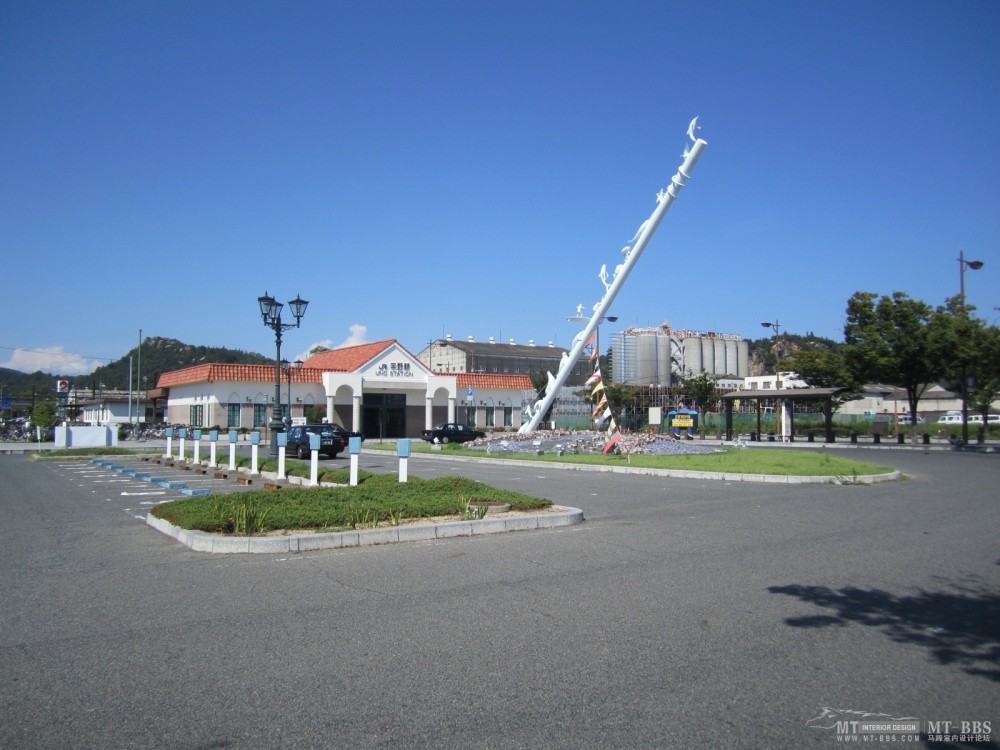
[466,430,720,456]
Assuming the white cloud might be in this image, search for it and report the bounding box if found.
[1,347,105,376]
[338,324,368,348]
[295,325,368,362]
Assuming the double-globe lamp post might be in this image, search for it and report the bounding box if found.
[958,251,984,445]
[258,292,308,457]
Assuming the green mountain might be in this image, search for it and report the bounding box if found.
[1,337,270,403]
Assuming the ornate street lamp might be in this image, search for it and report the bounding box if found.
[957,251,984,444]
[258,292,308,456]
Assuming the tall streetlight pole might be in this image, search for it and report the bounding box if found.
[760,320,782,385]
[281,358,304,428]
[761,320,782,439]
[258,292,309,457]
[957,251,984,445]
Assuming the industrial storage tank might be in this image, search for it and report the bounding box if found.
[657,336,672,385]
[701,338,715,373]
[725,340,738,376]
[737,341,749,377]
[636,334,657,384]
[713,339,727,376]
[684,337,703,374]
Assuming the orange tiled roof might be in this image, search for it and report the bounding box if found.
[156,363,325,388]
[303,339,405,371]
[455,373,533,390]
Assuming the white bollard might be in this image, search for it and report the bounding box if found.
[277,433,287,480]
[349,436,362,487]
[228,430,237,471]
[397,438,411,483]
[309,434,320,486]
[250,430,261,474]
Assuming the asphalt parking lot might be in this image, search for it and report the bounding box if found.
[1,445,998,749]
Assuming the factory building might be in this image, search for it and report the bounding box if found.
[611,324,749,386]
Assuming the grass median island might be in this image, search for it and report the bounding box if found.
[368,442,894,477]
[150,474,553,535]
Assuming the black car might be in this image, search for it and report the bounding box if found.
[285,424,348,459]
[327,423,364,445]
[421,423,486,444]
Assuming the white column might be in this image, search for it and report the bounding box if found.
[425,396,434,430]
[448,397,456,423]
[352,394,362,431]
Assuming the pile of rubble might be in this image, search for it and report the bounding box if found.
[465,430,719,456]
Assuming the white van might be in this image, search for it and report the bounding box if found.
[937,413,963,425]
[968,414,1000,425]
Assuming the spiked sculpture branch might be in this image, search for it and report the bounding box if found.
[519,118,708,434]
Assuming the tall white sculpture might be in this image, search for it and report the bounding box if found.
[519,118,708,434]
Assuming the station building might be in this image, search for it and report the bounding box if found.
[156,339,538,440]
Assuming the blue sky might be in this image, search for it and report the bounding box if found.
[2,0,998,376]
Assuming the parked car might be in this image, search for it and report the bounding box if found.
[285,424,348,459]
[968,414,1000,425]
[897,415,925,425]
[937,413,964,425]
[327,423,364,445]
[421,423,486,444]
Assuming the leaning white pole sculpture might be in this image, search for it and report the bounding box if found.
[519,117,708,434]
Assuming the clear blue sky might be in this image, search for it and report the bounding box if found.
[2,0,998,376]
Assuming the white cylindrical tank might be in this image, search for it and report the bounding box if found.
[725,340,738,376]
[713,340,726,376]
[737,341,749,377]
[684,337,702,374]
[657,335,671,384]
[636,334,657,385]
[701,337,715,374]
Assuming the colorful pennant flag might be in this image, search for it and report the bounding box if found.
[602,432,622,454]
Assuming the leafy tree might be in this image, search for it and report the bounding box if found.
[842,291,949,438]
[677,371,718,412]
[31,399,59,437]
[934,297,1000,444]
[967,324,1000,443]
[781,347,859,412]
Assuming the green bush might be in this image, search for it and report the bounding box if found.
[150,474,551,534]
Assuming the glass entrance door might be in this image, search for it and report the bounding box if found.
[362,394,406,439]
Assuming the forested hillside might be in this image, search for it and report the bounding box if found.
[0,337,269,399]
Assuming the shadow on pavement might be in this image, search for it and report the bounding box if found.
[768,580,1000,683]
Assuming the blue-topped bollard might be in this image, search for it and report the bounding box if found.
[397,438,411,483]
[250,430,261,474]
[228,429,238,470]
[309,433,321,486]
[349,436,362,487]
[276,431,288,479]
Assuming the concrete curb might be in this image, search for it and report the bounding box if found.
[378,450,905,485]
[146,505,584,554]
